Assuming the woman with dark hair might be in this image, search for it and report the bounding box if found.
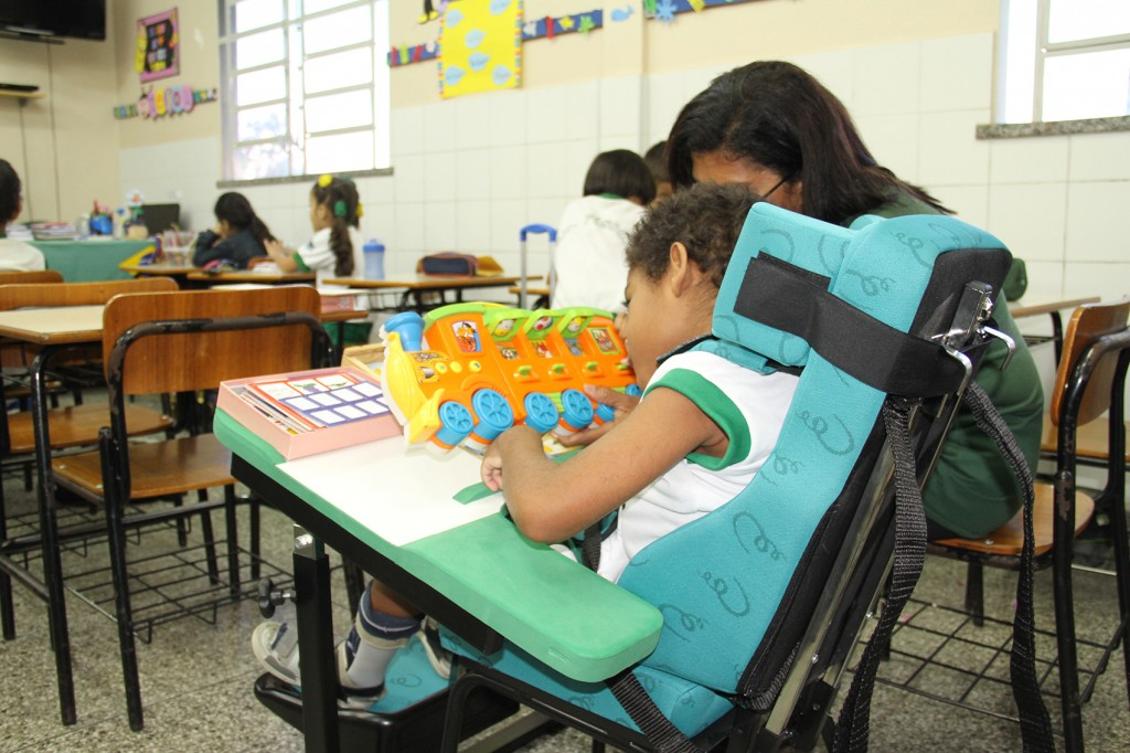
[0,159,45,272]
[192,192,275,268]
[575,61,1043,542]
[552,149,656,312]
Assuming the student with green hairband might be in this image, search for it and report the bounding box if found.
[265,174,364,283]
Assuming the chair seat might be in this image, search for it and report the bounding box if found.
[5,404,172,455]
[933,482,1094,557]
[52,434,233,500]
[1041,413,1129,462]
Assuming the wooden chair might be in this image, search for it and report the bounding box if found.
[931,300,1130,753]
[0,270,64,285]
[49,286,329,730]
[0,279,178,641]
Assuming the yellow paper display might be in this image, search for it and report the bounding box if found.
[439,0,523,99]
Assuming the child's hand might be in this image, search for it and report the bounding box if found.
[264,239,285,259]
[481,440,504,491]
[558,384,640,447]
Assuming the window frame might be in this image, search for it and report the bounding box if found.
[218,0,392,184]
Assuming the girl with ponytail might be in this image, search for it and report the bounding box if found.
[192,192,276,268]
[265,174,365,283]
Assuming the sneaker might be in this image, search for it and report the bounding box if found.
[419,616,453,680]
[336,626,386,703]
[250,620,385,705]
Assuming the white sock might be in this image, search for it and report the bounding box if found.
[344,631,405,690]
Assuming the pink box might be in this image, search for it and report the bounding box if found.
[218,366,402,460]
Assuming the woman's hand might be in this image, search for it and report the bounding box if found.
[557,384,641,447]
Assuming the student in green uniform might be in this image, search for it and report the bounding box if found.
[566,60,1043,540]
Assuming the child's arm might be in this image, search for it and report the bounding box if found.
[481,387,726,543]
[264,239,299,272]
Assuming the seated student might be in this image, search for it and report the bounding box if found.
[192,192,276,269]
[264,174,363,284]
[0,159,45,272]
[251,183,799,700]
[551,149,655,314]
[644,141,674,203]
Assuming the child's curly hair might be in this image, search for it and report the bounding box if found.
[626,183,758,288]
[311,175,360,277]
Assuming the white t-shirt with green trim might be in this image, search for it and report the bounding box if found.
[551,195,646,314]
[0,238,46,272]
[295,226,364,283]
[596,349,799,582]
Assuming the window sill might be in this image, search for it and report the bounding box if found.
[976,115,1130,140]
[216,167,394,189]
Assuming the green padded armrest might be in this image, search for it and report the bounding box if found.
[214,409,663,682]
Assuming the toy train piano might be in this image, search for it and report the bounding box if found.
[378,303,640,452]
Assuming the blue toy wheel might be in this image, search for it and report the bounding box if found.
[471,388,514,440]
[625,384,642,397]
[435,401,474,446]
[560,388,594,430]
[523,392,559,434]
[595,402,616,423]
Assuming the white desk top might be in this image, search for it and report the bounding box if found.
[0,304,104,344]
[276,438,504,546]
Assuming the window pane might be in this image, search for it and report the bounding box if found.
[234,142,290,180]
[238,103,288,141]
[237,66,287,106]
[235,0,284,33]
[304,47,373,94]
[235,29,285,70]
[304,0,357,14]
[306,131,374,173]
[302,5,371,55]
[304,89,373,132]
[1048,0,1130,44]
[1042,49,1130,121]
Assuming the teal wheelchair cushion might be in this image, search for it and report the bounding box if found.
[358,633,454,713]
[443,631,733,737]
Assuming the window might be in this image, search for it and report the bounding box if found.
[219,0,391,181]
[997,0,1130,123]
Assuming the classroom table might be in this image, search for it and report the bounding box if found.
[325,275,540,312]
[186,271,318,286]
[30,240,152,282]
[1011,296,1101,363]
[507,284,550,308]
[214,411,663,753]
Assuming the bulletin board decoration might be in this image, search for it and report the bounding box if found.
[644,0,763,24]
[135,8,180,83]
[113,85,218,121]
[388,41,440,68]
[438,0,523,100]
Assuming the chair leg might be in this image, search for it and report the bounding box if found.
[0,481,12,640]
[249,495,261,583]
[100,432,144,731]
[1106,480,1130,706]
[173,495,187,548]
[224,485,240,599]
[965,560,984,627]
[1052,495,1084,753]
[343,560,365,612]
[591,740,606,753]
[196,490,219,585]
[441,672,480,753]
[22,461,32,492]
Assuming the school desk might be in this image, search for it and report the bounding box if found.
[214,410,663,753]
[1012,296,1101,363]
[30,240,152,282]
[186,270,318,285]
[324,275,541,312]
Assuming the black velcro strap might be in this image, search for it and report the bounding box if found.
[734,255,965,397]
[607,671,704,753]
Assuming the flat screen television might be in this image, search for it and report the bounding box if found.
[0,1,106,41]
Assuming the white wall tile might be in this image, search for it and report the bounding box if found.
[455,95,492,151]
[918,109,990,186]
[600,75,642,139]
[851,41,921,116]
[526,86,570,144]
[393,154,425,203]
[527,197,568,232]
[490,198,527,254]
[391,106,423,157]
[360,202,395,246]
[489,145,526,199]
[563,81,600,142]
[456,148,492,201]
[854,113,920,183]
[989,137,1069,184]
[564,138,601,198]
[920,33,993,113]
[525,142,567,199]
[1062,262,1130,302]
[599,133,642,152]
[423,201,457,249]
[680,65,729,103]
[987,183,1067,261]
[354,175,395,206]
[422,102,457,153]
[1068,132,1130,182]
[489,90,527,147]
[646,71,686,147]
[1065,181,1130,263]
[935,185,989,229]
[788,49,856,107]
[456,200,491,252]
[1014,261,1065,306]
[393,202,425,253]
[423,151,457,202]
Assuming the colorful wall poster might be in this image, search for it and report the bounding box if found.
[135,8,180,83]
[439,0,522,99]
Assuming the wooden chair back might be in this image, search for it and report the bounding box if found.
[0,278,177,311]
[0,270,63,285]
[102,286,323,395]
[1050,300,1130,426]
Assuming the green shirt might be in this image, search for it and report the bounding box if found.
[855,192,1044,538]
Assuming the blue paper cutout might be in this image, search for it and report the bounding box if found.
[444,65,466,86]
[445,7,463,26]
[492,64,512,85]
[464,28,485,48]
[468,51,490,71]
[489,0,512,15]
[611,5,634,22]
